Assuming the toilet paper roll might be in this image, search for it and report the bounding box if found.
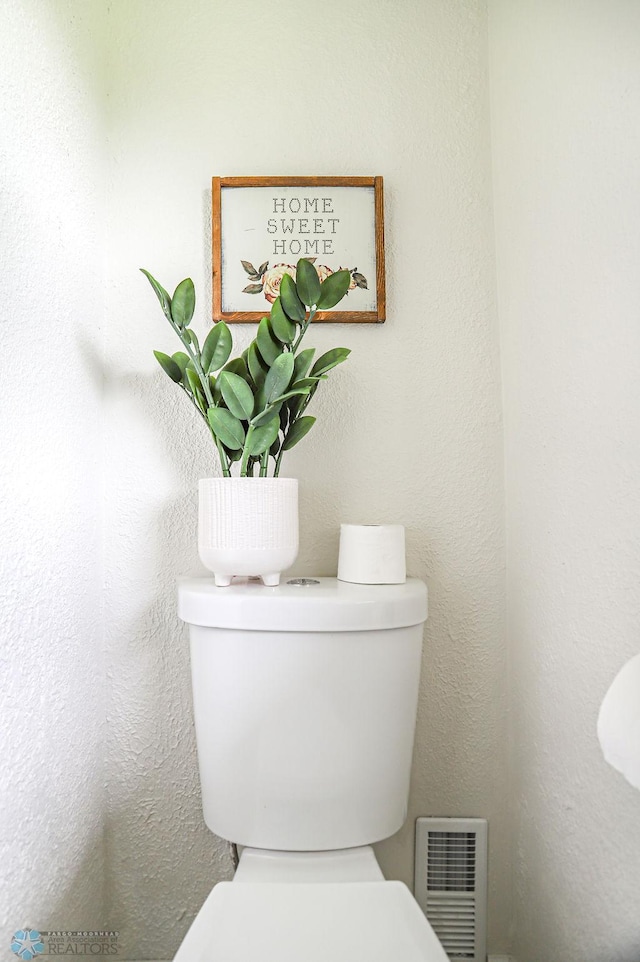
[337,524,406,585]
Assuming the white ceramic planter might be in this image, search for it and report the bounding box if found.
[198,477,298,587]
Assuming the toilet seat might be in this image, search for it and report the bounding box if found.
[173,880,449,962]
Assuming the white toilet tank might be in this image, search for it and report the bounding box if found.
[178,576,427,851]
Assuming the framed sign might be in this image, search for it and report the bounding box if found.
[212,176,385,323]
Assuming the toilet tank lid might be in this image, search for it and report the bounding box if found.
[178,576,427,632]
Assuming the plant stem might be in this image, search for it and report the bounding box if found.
[291,307,316,354]
[171,321,231,478]
[297,386,316,418]
[273,382,319,478]
[178,383,207,422]
[239,427,254,477]
[212,431,230,476]
[192,357,230,479]
[271,306,318,479]
[259,450,269,477]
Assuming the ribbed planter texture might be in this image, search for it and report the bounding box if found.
[198,477,298,587]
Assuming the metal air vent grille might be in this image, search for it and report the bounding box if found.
[415,818,488,962]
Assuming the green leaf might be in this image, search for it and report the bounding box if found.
[290,376,326,390]
[207,407,245,450]
[153,350,182,383]
[183,328,200,351]
[171,278,195,328]
[256,316,282,366]
[295,256,321,307]
[263,352,294,405]
[186,368,206,412]
[269,297,296,344]
[271,377,324,405]
[292,347,315,383]
[213,357,250,402]
[223,357,250,379]
[280,272,305,322]
[310,347,351,376]
[317,269,351,310]
[246,415,280,457]
[154,350,182,385]
[287,393,306,420]
[140,269,172,321]
[218,371,254,420]
[283,416,316,450]
[171,351,190,379]
[186,366,202,395]
[202,322,232,374]
[252,403,282,427]
[272,387,312,404]
[247,341,268,388]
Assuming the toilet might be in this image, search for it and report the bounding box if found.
[175,575,448,961]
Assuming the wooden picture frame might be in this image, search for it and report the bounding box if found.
[212,176,385,323]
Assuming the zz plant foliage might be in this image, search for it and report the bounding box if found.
[142,258,351,478]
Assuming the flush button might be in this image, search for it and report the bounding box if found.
[287,578,320,586]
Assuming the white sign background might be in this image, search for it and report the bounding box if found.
[220,185,377,313]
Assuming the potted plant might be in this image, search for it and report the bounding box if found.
[142,257,352,586]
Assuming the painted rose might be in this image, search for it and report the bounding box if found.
[315,264,333,284]
[262,263,296,303]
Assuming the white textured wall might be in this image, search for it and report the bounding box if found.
[7,5,640,959]
[103,0,507,957]
[0,0,107,945]
[489,2,640,960]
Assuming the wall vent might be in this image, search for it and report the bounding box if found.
[414,817,488,962]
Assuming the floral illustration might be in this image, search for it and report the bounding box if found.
[242,258,368,305]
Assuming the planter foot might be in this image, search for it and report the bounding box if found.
[261,573,281,587]
[214,574,233,587]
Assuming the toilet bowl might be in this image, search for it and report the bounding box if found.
[176,576,447,960]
